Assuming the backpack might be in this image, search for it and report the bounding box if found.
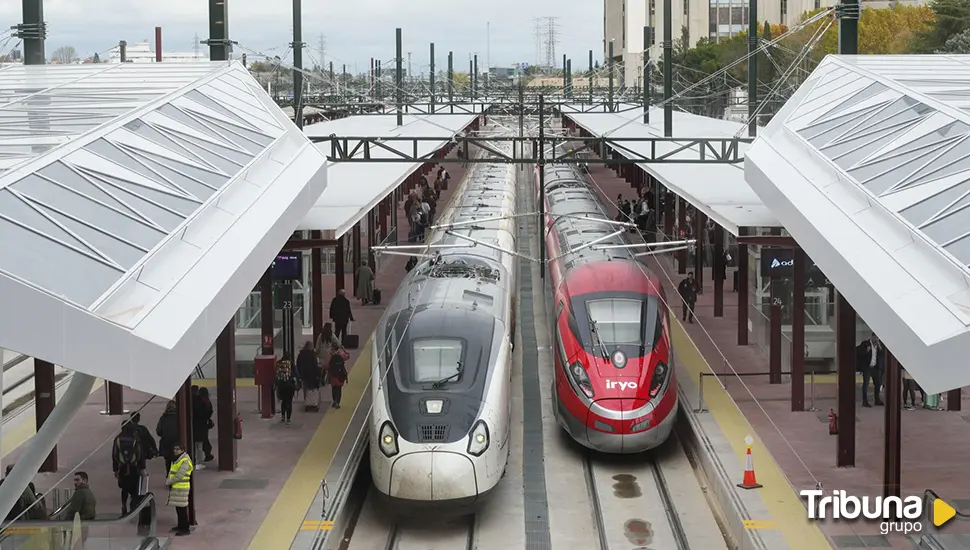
[418,209,429,226]
[115,433,142,476]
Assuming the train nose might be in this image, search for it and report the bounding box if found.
[388,451,479,501]
[586,398,651,453]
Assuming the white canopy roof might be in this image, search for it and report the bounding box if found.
[0,61,328,397]
[299,113,475,236]
[745,55,970,394]
[568,109,779,235]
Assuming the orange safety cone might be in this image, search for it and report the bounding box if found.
[738,435,763,490]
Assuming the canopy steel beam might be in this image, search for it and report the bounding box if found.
[303,100,645,115]
[735,235,799,247]
[313,135,751,164]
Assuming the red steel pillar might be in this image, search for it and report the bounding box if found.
[34,359,57,472]
[836,292,857,467]
[791,248,806,411]
[216,321,237,472]
[737,227,749,345]
[883,351,902,498]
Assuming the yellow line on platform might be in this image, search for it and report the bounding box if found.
[672,321,833,550]
[193,378,256,388]
[246,339,373,550]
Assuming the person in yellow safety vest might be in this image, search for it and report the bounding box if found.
[165,443,193,536]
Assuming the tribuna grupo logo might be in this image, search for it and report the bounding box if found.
[800,490,955,535]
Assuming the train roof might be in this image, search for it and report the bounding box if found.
[561,260,663,298]
[543,165,637,271]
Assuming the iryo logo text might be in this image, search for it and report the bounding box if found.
[605,380,639,391]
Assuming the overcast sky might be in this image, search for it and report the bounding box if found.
[1,0,604,72]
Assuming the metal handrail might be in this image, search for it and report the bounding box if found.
[0,492,157,539]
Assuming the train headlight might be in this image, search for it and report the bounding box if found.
[379,421,399,458]
[648,362,670,399]
[467,420,490,457]
[568,362,595,399]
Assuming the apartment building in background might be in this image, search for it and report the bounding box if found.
[604,0,854,87]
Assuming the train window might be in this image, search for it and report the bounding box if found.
[586,299,643,345]
[411,338,464,383]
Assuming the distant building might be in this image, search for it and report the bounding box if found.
[106,41,207,63]
[603,0,928,88]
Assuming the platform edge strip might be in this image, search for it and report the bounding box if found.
[670,319,834,550]
[246,338,374,550]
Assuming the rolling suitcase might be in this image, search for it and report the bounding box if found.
[343,322,360,349]
[373,288,382,305]
[304,387,320,411]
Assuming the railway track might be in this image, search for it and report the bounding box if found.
[582,443,693,550]
[383,515,476,550]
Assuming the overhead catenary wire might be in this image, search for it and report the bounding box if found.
[597,7,837,139]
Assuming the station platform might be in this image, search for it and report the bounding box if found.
[587,162,970,549]
[1,158,468,550]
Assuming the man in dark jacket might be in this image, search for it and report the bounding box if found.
[1,465,47,520]
[678,272,700,324]
[156,401,180,472]
[329,289,355,342]
[60,471,97,521]
[857,334,885,407]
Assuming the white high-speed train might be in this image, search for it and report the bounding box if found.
[368,125,517,514]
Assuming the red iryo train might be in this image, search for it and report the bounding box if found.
[536,163,678,453]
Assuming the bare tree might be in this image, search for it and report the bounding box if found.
[51,46,78,64]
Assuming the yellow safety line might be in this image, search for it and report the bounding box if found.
[671,320,834,550]
[246,338,373,550]
[192,378,256,388]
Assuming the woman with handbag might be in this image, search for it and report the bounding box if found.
[328,343,350,409]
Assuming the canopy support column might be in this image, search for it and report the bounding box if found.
[713,224,724,317]
[0,373,95,521]
[884,351,902,498]
[677,198,687,274]
[769,284,782,385]
[311,232,324,345]
[836,292,856,467]
[217,320,237,472]
[335,235,346,293]
[737,228,749,346]
[367,210,377,269]
[948,389,961,411]
[663,190,673,245]
[352,222,362,296]
[177,379,197,525]
[791,248,806,411]
[35,359,57,472]
[694,212,706,295]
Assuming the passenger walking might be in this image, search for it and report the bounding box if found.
[298,341,322,410]
[902,368,917,410]
[193,388,214,462]
[276,353,297,424]
[156,401,180,473]
[677,272,699,324]
[329,344,349,409]
[165,444,193,536]
[112,420,143,515]
[329,289,354,343]
[859,334,884,407]
[60,472,97,521]
[356,262,375,305]
[315,322,341,374]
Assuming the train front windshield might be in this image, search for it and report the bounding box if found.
[567,292,663,357]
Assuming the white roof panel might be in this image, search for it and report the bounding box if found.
[0,61,328,397]
[568,109,779,235]
[299,113,476,236]
[745,54,970,394]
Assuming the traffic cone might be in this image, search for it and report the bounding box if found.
[738,436,763,490]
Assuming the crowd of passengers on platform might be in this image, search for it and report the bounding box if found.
[404,167,450,243]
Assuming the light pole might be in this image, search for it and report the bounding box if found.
[486,22,490,91]
[407,51,412,82]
